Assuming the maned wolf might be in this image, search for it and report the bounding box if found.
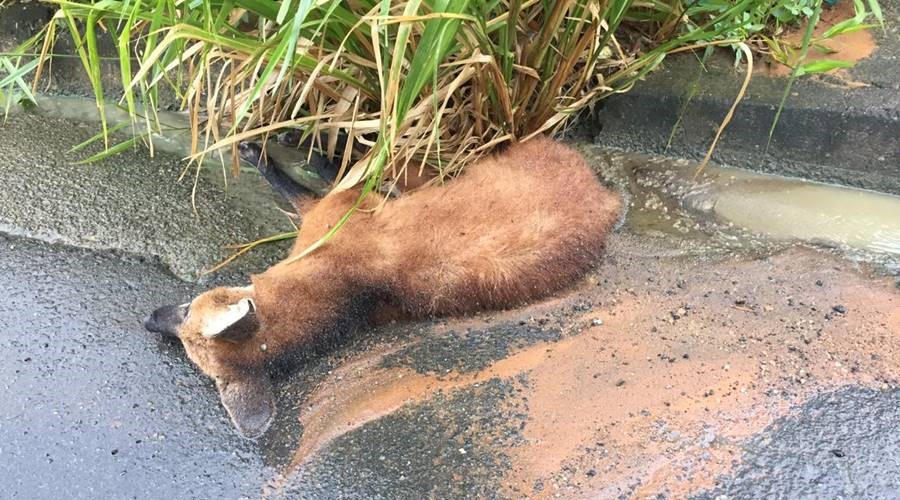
[144,136,622,437]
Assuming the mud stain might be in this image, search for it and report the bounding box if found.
[503,245,899,498]
[263,242,898,499]
[262,335,579,496]
[757,2,877,83]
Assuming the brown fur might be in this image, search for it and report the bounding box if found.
[147,137,622,436]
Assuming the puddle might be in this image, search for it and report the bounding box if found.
[577,145,900,275]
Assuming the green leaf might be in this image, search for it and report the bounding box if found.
[395,0,471,120]
[276,0,293,24]
[822,21,877,38]
[74,135,142,164]
[866,0,884,29]
[795,59,855,75]
[768,0,823,151]
[822,0,865,38]
[0,57,39,96]
[68,122,131,153]
[812,42,838,55]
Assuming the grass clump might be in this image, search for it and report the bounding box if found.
[0,0,885,260]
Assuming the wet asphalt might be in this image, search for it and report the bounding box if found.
[0,234,268,499]
[3,231,898,499]
[0,233,528,499]
[697,387,900,499]
[1,109,898,498]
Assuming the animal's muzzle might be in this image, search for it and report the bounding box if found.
[143,303,188,338]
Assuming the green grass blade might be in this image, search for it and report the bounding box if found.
[83,7,110,148]
[74,135,141,164]
[866,0,884,29]
[0,57,39,97]
[795,59,855,75]
[68,122,131,153]
[767,0,823,152]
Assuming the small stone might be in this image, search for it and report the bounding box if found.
[832,305,847,314]
[260,343,268,352]
[830,449,845,458]
[816,280,824,286]
[458,448,467,455]
[615,380,626,387]
[591,318,604,326]
[586,469,597,477]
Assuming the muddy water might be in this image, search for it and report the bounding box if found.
[578,145,900,273]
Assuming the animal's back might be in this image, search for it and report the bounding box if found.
[378,136,622,315]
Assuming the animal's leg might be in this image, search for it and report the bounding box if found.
[239,142,315,212]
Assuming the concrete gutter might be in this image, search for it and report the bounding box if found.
[583,0,900,195]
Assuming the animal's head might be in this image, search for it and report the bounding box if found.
[144,285,275,438]
[237,141,269,169]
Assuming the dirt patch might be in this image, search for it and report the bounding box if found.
[263,237,898,498]
[757,2,877,83]
[503,244,898,498]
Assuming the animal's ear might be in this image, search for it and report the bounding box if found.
[217,375,275,439]
[200,298,258,342]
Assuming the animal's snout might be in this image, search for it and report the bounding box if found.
[144,303,188,338]
[237,141,266,170]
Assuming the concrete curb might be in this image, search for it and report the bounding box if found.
[585,1,900,195]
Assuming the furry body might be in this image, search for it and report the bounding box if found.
[145,136,622,437]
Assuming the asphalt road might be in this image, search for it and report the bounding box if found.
[0,110,898,499]
[3,233,898,499]
[0,234,269,499]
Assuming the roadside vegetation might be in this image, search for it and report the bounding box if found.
[0,0,885,263]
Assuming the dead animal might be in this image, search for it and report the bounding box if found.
[144,136,623,437]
